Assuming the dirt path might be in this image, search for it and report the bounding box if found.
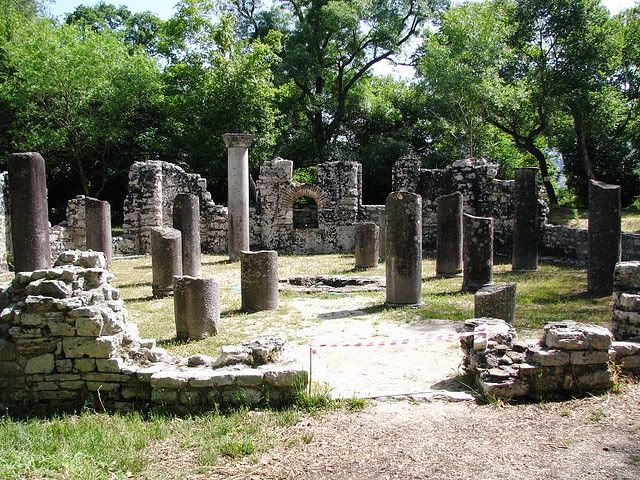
[204,383,640,480]
[285,296,476,399]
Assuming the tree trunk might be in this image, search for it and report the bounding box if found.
[525,141,558,206]
[572,107,595,180]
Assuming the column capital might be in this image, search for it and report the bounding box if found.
[222,133,255,148]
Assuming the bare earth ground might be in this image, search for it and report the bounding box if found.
[144,383,640,480]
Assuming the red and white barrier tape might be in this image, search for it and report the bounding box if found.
[310,329,486,354]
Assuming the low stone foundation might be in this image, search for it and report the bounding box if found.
[612,261,640,341]
[279,275,386,293]
[460,319,639,399]
[0,251,307,414]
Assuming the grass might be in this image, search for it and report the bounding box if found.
[113,253,610,361]
[548,206,640,233]
[0,252,615,477]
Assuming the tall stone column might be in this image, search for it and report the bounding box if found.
[436,191,463,277]
[173,193,201,277]
[588,180,621,296]
[85,197,113,267]
[355,222,379,268]
[174,276,219,340]
[378,211,387,261]
[7,152,51,272]
[462,213,493,293]
[241,250,279,312]
[512,167,539,271]
[223,133,255,261]
[151,227,182,298]
[385,192,422,304]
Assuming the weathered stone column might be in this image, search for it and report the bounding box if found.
[7,152,51,272]
[474,283,517,323]
[462,213,493,293]
[85,197,113,266]
[241,250,279,312]
[151,227,182,298]
[378,211,387,261]
[174,276,219,340]
[512,167,539,271]
[355,222,379,269]
[436,191,463,277]
[173,193,201,277]
[223,133,255,261]
[385,192,422,304]
[588,180,621,296]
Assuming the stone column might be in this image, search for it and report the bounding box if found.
[223,133,255,261]
[436,191,463,277]
[174,276,219,340]
[173,193,201,277]
[85,197,113,267]
[588,180,621,296]
[7,152,51,272]
[378,211,387,261]
[241,250,278,312]
[474,283,516,323]
[512,167,539,271]
[385,192,422,304]
[462,213,493,293]
[151,227,182,298]
[355,222,379,269]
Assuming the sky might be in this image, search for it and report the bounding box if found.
[47,0,639,79]
[48,0,640,21]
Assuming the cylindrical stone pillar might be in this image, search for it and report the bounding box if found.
[151,227,182,298]
[588,180,621,297]
[7,152,51,272]
[385,192,422,304]
[512,167,539,271]
[85,197,113,267]
[241,250,279,312]
[378,211,386,261]
[223,133,255,261]
[355,222,379,269]
[174,276,219,340]
[436,191,463,277]
[462,213,494,293]
[173,193,201,277]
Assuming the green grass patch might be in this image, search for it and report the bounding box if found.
[548,206,640,233]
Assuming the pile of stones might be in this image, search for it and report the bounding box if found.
[460,318,639,399]
[0,251,307,413]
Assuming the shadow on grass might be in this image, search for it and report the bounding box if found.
[221,308,245,318]
[118,281,152,289]
[133,265,150,270]
[157,337,194,347]
[202,259,235,266]
[126,295,156,303]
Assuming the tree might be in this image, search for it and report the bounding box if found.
[417,0,559,203]
[228,0,447,165]
[0,19,164,200]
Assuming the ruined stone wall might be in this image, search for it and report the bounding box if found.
[461,318,639,399]
[0,250,307,413]
[252,158,376,254]
[121,161,227,255]
[542,225,640,264]
[393,157,548,252]
[50,196,87,261]
[612,261,640,341]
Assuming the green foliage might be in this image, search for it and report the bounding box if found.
[292,166,318,184]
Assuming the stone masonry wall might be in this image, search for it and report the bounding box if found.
[0,250,307,413]
[252,158,383,254]
[612,261,640,341]
[392,157,549,253]
[460,318,639,399]
[121,161,228,255]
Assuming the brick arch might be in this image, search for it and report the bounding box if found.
[280,184,329,209]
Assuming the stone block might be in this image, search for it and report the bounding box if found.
[0,338,16,361]
[530,349,570,367]
[75,317,104,337]
[610,341,640,357]
[74,359,96,372]
[151,388,178,404]
[24,353,55,374]
[613,261,640,290]
[544,322,612,351]
[474,283,516,323]
[96,358,125,373]
[616,293,640,311]
[63,336,120,358]
[26,280,72,299]
[570,350,610,365]
[613,309,640,325]
[150,369,189,389]
[188,369,236,387]
[263,367,308,388]
[222,387,262,406]
[235,369,265,387]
